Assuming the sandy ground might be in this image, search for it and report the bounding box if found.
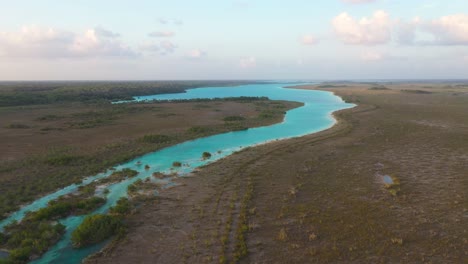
[84,83,466,263]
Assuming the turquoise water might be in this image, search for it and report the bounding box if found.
[0,83,354,263]
[383,175,394,184]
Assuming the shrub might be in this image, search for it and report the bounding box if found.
[1,221,65,263]
[277,228,288,241]
[31,196,106,221]
[71,214,123,248]
[140,134,172,144]
[152,172,165,179]
[223,116,245,122]
[369,86,390,90]
[109,198,132,216]
[127,184,137,194]
[188,126,210,134]
[5,123,30,129]
[36,114,62,121]
[98,168,138,184]
[401,89,432,94]
[202,152,212,160]
[8,246,32,263]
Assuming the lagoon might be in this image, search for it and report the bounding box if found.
[0,83,354,263]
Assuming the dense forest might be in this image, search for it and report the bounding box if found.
[0,81,259,106]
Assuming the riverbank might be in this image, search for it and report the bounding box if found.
[0,96,301,221]
[88,82,467,263]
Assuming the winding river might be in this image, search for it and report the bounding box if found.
[0,83,354,263]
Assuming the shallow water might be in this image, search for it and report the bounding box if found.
[383,175,394,184]
[0,83,354,263]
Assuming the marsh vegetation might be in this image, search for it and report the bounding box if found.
[86,83,468,264]
[0,82,300,221]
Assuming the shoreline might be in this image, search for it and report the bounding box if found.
[87,82,468,263]
[0,97,301,226]
[84,86,361,262]
[2,84,351,264]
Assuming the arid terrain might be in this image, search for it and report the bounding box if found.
[88,83,468,263]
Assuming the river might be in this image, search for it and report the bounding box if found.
[0,83,354,263]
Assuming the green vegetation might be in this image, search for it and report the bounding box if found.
[43,148,83,166]
[0,191,106,263]
[202,152,212,160]
[188,126,212,135]
[223,119,249,131]
[317,84,348,88]
[0,81,257,107]
[0,88,300,222]
[1,106,266,219]
[147,96,269,104]
[0,221,65,263]
[109,198,132,216]
[384,176,401,197]
[233,177,254,261]
[95,169,138,185]
[152,172,165,179]
[139,134,172,144]
[401,89,433,94]
[67,106,145,129]
[127,183,138,194]
[258,110,275,119]
[223,116,245,122]
[30,196,106,221]
[36,114,62,121]
[369,86,390,90]
[71,214,124,248]
[4,123,30,129]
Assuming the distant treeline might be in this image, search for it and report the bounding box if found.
[136,96,270,104]
[0,81,258,107]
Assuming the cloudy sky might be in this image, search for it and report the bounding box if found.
[1,0,468,80]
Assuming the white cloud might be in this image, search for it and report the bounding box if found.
[160,40,177,54]
[422,14,468,45]
[186,49,206,59]
[397,14,468,45]
[239,57,256,68]
[332,10,392,45]
[139,42,160,53]
[94,27,120,38]
[301,34,318,45]
[140,40,177,55]
[0,26,136,58]
[333,11,468,46]
[70,28,135,57]
[148,31,175,38]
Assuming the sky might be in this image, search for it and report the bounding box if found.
[1,0,468,80]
